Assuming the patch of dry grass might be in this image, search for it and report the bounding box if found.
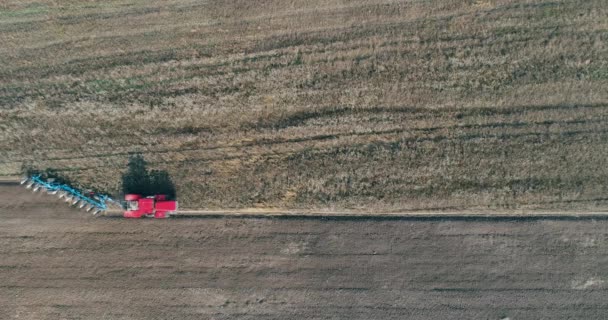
[1,0,607,210]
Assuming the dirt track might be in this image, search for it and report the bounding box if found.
[2,183,608,319]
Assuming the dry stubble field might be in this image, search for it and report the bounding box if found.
[2,183,608,319]
[1,0,608,210]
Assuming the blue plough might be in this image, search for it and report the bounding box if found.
[21,175,121,215]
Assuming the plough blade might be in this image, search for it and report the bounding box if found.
[23,175,112,217]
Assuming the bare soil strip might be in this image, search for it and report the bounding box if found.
[2,184,608,319]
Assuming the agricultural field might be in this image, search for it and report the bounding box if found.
[2,182,608,319]
[1,0,608,210]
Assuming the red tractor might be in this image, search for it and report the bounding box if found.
[124,194,178,219]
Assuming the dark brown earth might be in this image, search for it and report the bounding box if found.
[1,182,608,319]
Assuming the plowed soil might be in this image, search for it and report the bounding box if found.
[2,183,608,319]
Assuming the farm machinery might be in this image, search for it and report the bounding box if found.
[123,194,178,219]
[19,175,178,218]
[20,175,120,215]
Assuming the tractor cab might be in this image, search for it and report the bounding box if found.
[125,194,141,211]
